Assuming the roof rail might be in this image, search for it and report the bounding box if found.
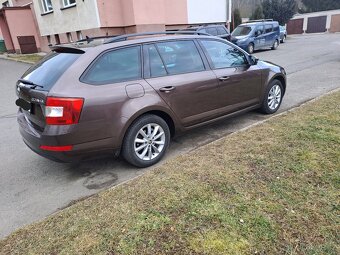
[244,19,274,23]
[76,35,121,44]
[104,31,211,44]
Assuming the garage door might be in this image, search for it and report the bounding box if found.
[287,19,303,34]
[330,14,340,33]
[17,36,38,54]
[306,16,327,33]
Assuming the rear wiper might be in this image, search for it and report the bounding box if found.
[18,79,44,89]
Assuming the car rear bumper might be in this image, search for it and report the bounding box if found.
[18,111,117,162]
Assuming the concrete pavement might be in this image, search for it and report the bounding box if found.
[0,33,339,238]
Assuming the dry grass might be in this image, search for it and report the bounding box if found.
[1,91,339,255]
[8,54,43,63]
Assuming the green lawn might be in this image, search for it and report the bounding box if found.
[1,91,339,255]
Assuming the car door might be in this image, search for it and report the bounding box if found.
[199,39,263,114]
[144,40,220,127]
[264,24,274,46]
[254,25,266,49]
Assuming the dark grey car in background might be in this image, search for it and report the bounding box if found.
[182,25,231,41]
[280,26,287,43]
[15,32,286,167]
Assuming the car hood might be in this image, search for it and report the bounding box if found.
[258,60,286,75]
[231,35,249,41]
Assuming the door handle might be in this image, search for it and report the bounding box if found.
[159,86,176,93]
[219,76,230,82]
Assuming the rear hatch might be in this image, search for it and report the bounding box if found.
[16,48,83,131]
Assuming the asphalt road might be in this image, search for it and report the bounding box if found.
[1,33,340,238]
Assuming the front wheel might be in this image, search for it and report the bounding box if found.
[272,39,279,50]
[122,114,170,168]
[247,43,254,54]
[259,80,283,114]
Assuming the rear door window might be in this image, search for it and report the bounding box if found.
[82,46,141,85]
[146,44,167,77]
[200,40,248,69]
[217,26,228,35]
[156,40,205,75]
[206,27,218,36]
[265,24,273,33]
[22,52,80,91]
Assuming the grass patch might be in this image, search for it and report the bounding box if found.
[1,91,339,254]
[8,54,43,63]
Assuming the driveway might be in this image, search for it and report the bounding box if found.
[1,33,340,238]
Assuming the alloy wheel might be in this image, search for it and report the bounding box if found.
[268,84,282,110]
[134,123,166,161]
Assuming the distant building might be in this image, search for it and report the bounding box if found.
[0,0,41,53]
[287,9,340,34]
[0,0,233,53]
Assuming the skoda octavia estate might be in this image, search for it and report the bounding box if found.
[16,32,286,167]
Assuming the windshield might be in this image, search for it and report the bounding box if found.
[232,26,253,36]
[21,52,81,91]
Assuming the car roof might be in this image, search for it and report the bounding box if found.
[52,34,220,53]
[186,24,225,30]
[240,21,279,26]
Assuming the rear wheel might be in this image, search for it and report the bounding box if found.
[259,80,283,114]
[247,43,254,54]
[122,114,170,168]
[272,39,279,50]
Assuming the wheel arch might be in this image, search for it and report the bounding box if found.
[118,107,178,150]
[271,74,286,96]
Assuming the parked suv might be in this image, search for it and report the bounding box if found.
[231,20,280,53]
[16,32,286,167]
[182,25,231,41]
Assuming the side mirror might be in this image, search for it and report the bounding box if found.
[250,55,259,65]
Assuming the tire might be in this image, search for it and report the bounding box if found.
[272,39,279,50]
[122,114,170,168]
[259,79,283,114]
[281,35,286,43]
[247,43,254,54]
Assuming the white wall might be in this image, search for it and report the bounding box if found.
[187,0,228,24]
[32,0,100,36]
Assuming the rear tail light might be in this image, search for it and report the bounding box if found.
[45,97,84,125]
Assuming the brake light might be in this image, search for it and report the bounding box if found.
[45,97,84,125]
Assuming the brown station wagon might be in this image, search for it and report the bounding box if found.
[16,31,286,167]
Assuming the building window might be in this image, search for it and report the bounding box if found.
[41,0,53,13]
[66,32,73,43]
[55,34,60,45]
[47,35,51,45]
[62,0,76,8]
[76,31,83,41]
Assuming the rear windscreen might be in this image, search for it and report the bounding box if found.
[21,52,81,91]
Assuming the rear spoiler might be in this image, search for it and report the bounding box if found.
[49,46,85,54]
